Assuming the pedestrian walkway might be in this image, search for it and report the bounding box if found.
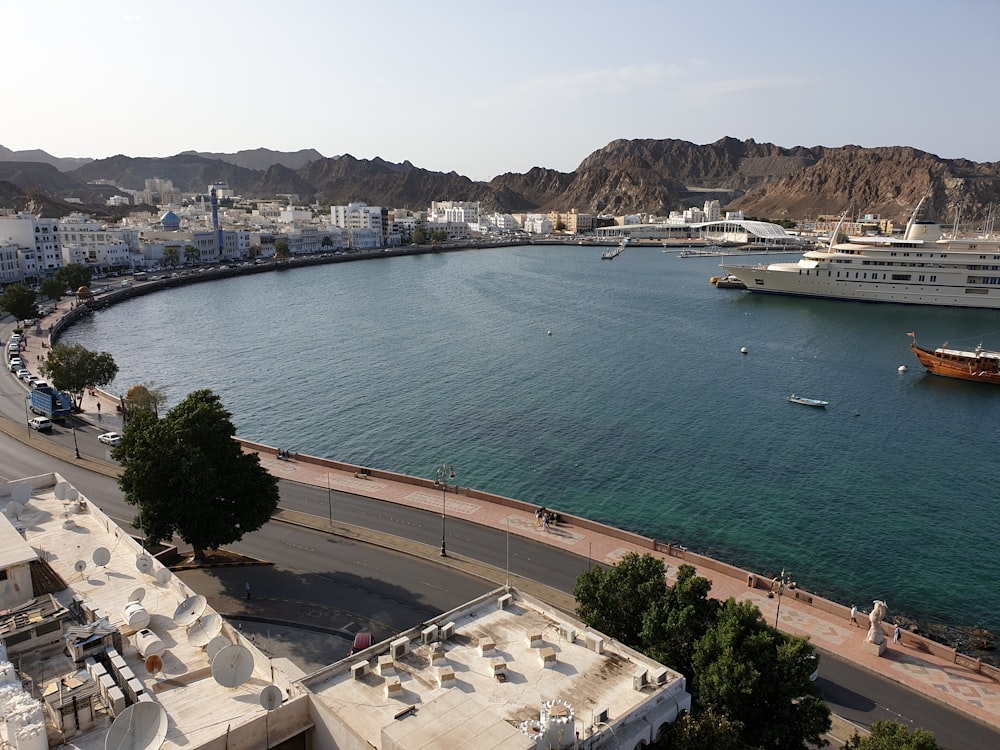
[253,448,1000,732]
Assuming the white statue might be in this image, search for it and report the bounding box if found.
[866,600,887,645]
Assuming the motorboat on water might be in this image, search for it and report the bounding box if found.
[713,274,747,289]
[721,197,1000,308]
[787,394,829,407]
[908,333,1000,384]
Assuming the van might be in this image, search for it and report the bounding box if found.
[28,416,52,431]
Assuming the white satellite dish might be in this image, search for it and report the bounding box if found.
[260,684,282,711]
[187,613,223,647]
[11,484,31,505]
[206,635,230,660]
[172,595,207,627]
[129,587,146,603]
[5,502,21,519]
[136,555,154,575]
[93,547,111,567]
[104,701,167,750]
[212,644,254,689]
[145,654,163,676]
[55,481,69,500]
[74,560,87,575]
[154,568,171,586]
[67,488,79,501]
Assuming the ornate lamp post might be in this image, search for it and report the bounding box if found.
[772,568,793,629]
[433,464,456,557]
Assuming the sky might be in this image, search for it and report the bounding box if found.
[2,0,998,181]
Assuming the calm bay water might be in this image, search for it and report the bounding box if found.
[63,246,1000,637]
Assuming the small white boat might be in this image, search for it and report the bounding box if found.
[788,394,829,408]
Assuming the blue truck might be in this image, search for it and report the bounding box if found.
[30,386,73,420]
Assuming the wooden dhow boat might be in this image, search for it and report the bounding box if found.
[908,333,1000,384]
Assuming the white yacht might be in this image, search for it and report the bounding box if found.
[721,198,1000,307]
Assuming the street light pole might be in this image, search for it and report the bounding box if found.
[71,415,80,459]
[773,568,792,629]
[433,463,455,557]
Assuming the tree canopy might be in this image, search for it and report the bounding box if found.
[39,343,118,404]
[574,551,668,649]
[0,284,39,323]
[56,264,93,291]
[113,389,280,559]
[125,382,168,419]
[843,721,940,750]
[40,278,65,302]
[274,241,291,259]
[163,246,180,267]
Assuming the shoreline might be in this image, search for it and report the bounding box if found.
[30,264,1000,669]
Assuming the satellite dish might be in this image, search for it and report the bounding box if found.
[93,547,111,567]
[206,635,230,660]
[6,502,21,519]
[104,701,167,750]
[74,560,87,574]
[129,587,146,603]
[172,595,207,627]
[145,654,163,676]
[55,482,69,500]
[67,488,79,501]
[187,613,223,647]
[136,555,154,574]
[212,644,254,688]
[154,568,171,586]
[260,684,282,711]
[11,484,31,505]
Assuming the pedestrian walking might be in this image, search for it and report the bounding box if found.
[850,604,858,626]
[893,624,901,644]
[245,582,252,600]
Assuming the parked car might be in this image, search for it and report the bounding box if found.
[9,358,23,371]
[29,378,49,390]
[98,432,122,446]
[16,369,32,380]
[28,416,53,431]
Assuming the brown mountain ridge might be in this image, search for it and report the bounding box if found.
[1,137,998,224]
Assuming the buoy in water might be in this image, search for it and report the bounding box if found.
[898,365,908,372]
[547,330,552,336]
[740,347,748,354]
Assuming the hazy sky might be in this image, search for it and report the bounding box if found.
[3,0,997,181]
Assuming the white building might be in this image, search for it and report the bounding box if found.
[0,213,64,279]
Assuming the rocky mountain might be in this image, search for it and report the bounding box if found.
[2,138,999,224]
[179,147,325,171]
[0,145,92,172]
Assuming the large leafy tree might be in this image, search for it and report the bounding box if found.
[40,278,66,302]
[693,599,830,749]
[641,564,720,679]
[843,721,940,750]
[114,389,279,559]
[573,551,668,649]
[654,709,743,750]
[39,343,118,405]
[274,241,291,260]
[0,284,39,324]
[125,382,167,419]
[56,263,93,291]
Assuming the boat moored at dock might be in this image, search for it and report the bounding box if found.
[721,197,1000,308]
[908,333,1000,383]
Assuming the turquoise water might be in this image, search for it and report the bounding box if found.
[63,246,1000,636]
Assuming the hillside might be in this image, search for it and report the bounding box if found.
[2,139,1000,223]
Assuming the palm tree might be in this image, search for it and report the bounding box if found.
[184,245,201,265]
[163,246,180,268]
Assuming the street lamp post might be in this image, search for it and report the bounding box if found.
[773,568,793,629]
[71,415,80,459]
[433,463,456,557]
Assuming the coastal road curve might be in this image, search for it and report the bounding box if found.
[0,420,999,748]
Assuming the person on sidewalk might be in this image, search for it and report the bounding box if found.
[245,582,252,600]
[893,623,901,644]
[850,604,859,626]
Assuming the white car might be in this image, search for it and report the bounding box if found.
[9,358,23,371]
[98,432,122,446]
[28,416,53,431]
[16,369,32,380]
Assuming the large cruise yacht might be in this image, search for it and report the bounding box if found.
[721,198,1000,307]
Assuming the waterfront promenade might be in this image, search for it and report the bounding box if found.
[6,299,1000,737]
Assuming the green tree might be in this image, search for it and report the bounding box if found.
[39,343,119,407]
[573,552,668,649]
[641,564,720,679]
[0,284,39,324]
[56,263,93,291]
[692,599,830,749]
[653,709,744,750]
[163,246,180,267]
[184,245,201,265]
[842,721,940,750]
[40,278,66,303]
[113,389,280,559]
[321,235,333,249]
[274,241,291,260]
[430,229,447,243]
[412,228,427,245]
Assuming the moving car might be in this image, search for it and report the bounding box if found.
[28,416,53,431]
[98,432,122,446]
